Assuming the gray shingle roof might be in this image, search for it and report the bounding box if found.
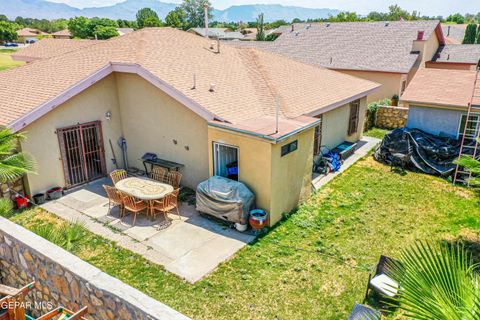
[441,24,467,44]
[433,44,480,64]
[189,28,245,40]
[230,20,442,73]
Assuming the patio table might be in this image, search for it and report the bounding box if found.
[115,177,173,201]
[115,177,174,224]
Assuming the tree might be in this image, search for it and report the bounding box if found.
[0,130,35,183]
[455,139,480,186]
[388,241,480,319]
[386,4,410,21]
[0,21,18,43]
[463,23,477,44]
[477,26,480,44]
[87,17,118,37]
[256,13,265,41]
[165,7,188,29]
[329,12,361,22]
[68,16,90,39]
[367,11,386,21]
[0,15,8,22]
[136,8,161,29]
[446,13,465,24]
[94,25,119,39]
[181,0,212,28]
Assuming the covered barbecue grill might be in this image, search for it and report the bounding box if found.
[196,176,254,224]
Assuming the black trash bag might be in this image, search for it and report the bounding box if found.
[374,128,465,176]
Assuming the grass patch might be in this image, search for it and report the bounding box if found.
[0,52,24,72]
[364,127,390,140]
[7,157,480,319]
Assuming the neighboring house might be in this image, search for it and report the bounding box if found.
[12,38,100,63]
[230,20,446,103]
[188,28,245,40]
[426,44,480,70]
[441,24,467,44]
[117,28,134,36]
[0,28,379,226]
[52,29,72,39]
[16,28,50,43]
[401,68,480,138]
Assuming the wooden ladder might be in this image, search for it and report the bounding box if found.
[453,70,480,185]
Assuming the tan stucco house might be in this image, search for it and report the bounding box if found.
[401,68,480,138]
[231,20,447,103]
[0,28,379,226]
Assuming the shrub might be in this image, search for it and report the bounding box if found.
[365,98,391,130]
[32,219,87,251]
[0,198,13,218]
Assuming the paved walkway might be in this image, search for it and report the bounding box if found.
[41,179,255,283]
[312,136,381,190]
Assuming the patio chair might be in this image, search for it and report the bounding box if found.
[166,171,182,189]
[121,194,148,226]
[348,304,381,320]
[150,166,168,182]
[103,185,123,216]
[110,169,128,185]
[364,255,402,303]
[151,189,181,221]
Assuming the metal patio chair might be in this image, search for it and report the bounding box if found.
[121,194,148,226]
[110,169,128,185]
[103,185,123,216]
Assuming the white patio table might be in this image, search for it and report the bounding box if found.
[115,177,174,223]
[115,177,173,201]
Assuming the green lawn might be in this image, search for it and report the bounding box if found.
[5,156,480,319]
[0,50,24,72]
[364,127,390,140]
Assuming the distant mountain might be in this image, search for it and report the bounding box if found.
[213,5,340,23]
[1,0,340,22]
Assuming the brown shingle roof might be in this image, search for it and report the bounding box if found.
[229,20,443,74]
[400,68,478,108]
[52,29,72,37]
[0,28,379,137]
[12,38,101,62]
[432,44,480,64]
[16,28,49,37]
[441,24,467,44]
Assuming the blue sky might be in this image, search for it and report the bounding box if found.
[48,0,479,16]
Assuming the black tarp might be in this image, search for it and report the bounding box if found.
[374,128,475,176]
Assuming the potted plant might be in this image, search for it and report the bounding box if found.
[391,94,399,106]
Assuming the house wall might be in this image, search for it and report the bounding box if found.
[115,73,210,189]
[207,125,315,226]
[425,62,477,71]
[207,127,273,217]
[20,74,122,195]
[406,104,464,137]
[321,97,368,149]
[337,70,406,103]
[270,128,314,224]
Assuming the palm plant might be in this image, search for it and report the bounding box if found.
[387,241,480,319]
[0,129,36,183]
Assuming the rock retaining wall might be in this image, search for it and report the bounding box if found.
[0,217,190,320]
[375,106,409,129]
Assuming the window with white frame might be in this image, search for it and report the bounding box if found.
[458,113,480,139]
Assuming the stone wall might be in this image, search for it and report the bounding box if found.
[375,106,409,129]
[0,217,190,320]
[0,178,25,202]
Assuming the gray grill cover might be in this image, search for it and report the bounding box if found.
[196,176,255,224]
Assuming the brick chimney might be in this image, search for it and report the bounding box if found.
[417,30,425,41]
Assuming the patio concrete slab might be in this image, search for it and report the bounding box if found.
[312,136,381,190]
[165,235,247,283]
[40,178,255,283]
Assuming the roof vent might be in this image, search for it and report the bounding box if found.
[326,23,330,27]
[210,42,215,50]
[330,57,333,64]
[291,24,295,32]
[447,53,450,60]
[417,30,425,41]
[295,32,300,36]
[306,24,312,29]
[209,83,216,92]
[385,22,389,27]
